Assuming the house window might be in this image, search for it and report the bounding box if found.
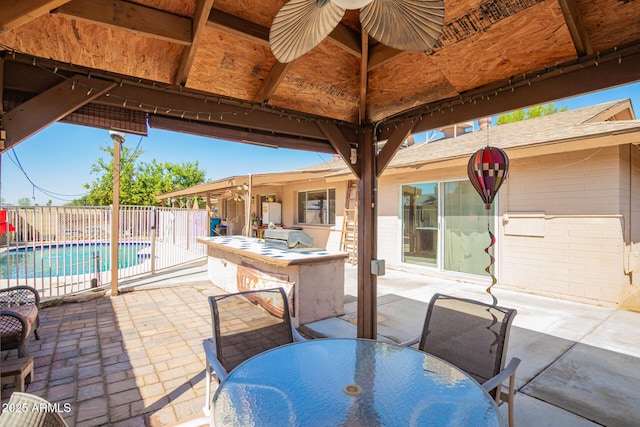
[297,189,335,225]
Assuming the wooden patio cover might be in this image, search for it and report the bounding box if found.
[1,0,639,338]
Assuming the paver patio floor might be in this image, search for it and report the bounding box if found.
[1,281,223,426]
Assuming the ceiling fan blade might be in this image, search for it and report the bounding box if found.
[270,0,345,63]
[360,0,445,51]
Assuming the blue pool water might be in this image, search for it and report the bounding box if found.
[0,243,150,279]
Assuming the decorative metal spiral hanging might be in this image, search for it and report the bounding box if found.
[468,146,509,307]
[484,222,498,307]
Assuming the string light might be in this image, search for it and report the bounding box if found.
[2,41,637,131]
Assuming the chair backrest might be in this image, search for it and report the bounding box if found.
[209,287,295,373]
[0,286,40,308]
[418,293,517,388]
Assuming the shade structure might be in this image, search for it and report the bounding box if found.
[467,147,509,210]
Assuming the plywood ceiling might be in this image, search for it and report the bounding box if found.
[1,0,640,153]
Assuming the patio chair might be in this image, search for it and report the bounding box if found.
[202,287,305,415]
[402,293,521,427]
[0,311,34,357]
[0,286,41,356]
[0,392,68,426]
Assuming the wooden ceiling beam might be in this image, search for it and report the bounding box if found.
[376,120,415,176]
[253,61,292,104]
[368,45,404,71]
[207,8,270,46]
[207,9,360,58]
[2,59,71,93]
[209,9,361,105]
[384,46,640,141]
[359,28,368,124]
[94,83,335,140]
[149,115,334,154]
[317,122,360,178]
[0,0,70,34]
[328,25,362,58]
[558,0,592,56]
[53,0,192,45]
[1,75,115,153]
[1,56,360,142]
[175,0,215,85]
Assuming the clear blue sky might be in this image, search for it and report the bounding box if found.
[1,82,639,206]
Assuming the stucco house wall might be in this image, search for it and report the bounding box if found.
[281,104,640,307]
[630,146,640,286]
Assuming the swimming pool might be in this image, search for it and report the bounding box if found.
[0,242,150,279]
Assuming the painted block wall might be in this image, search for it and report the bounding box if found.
[500,146,631,305]
[620,145,640,289]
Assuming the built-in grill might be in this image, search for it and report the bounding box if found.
[263,229,314,250]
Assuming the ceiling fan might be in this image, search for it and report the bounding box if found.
[270,0,445,63]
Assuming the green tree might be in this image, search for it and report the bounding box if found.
[496,103,567,125]
[17,197,33,207]
[81,145,206,206]
[18,197,31,207]
[65,195,91,206]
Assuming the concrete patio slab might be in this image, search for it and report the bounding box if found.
[522,343,640,427]
[502,393,601,427]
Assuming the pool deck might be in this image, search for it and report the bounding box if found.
[1,262,639,426]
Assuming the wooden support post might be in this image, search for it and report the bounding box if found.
[0,56,4,151]
[110,132,125,296]
[357,126,377,339]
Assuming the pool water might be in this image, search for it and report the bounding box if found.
[0,243,150,279]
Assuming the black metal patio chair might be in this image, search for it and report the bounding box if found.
[402,293,521,427]
[202,287,305,415]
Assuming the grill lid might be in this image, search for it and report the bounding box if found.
[264,229,314,249]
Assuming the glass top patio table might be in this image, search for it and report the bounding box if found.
[213,338,504,427]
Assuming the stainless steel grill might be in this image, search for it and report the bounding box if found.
[263,229,314,250]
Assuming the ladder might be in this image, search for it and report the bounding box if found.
[340,180,358,265]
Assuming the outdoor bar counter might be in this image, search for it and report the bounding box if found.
[197,235,348,326]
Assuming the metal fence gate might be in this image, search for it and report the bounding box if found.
[0,206,208,298]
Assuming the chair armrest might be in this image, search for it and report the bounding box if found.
[1,310,29,331]
[482,357,521,392]
[203,339,229,383]
[291,327,306,342]
[0,286,40,308]
[400,336,420,347]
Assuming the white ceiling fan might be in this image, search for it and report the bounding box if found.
[270,0,445,63]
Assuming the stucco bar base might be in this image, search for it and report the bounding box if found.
[198,236,347,326]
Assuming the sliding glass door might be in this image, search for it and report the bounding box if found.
[402,180,495,275]
[402,183,438,267]
[443,181,495,275]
